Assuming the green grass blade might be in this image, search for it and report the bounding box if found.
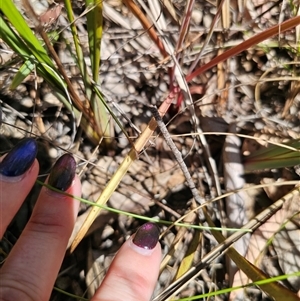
[0,16,30,57]
[0,4,83,120]
[85,0,103,81]
[92,84,130,144]
[244,139,300,171]
[0,11,65,93]
[85,0,112,145]
[0,0,54,67]
[64,0,111,144]
[64,0,86,78]
[10,59,35,89]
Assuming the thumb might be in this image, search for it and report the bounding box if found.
[92,223,161,301]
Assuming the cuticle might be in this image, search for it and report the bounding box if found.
[0,173,25,183]
[45,188,68,198]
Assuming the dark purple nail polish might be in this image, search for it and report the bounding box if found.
[48,154,76,191]
[133,222,160,250]
[0,138,37,177]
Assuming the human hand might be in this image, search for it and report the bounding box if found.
[0,138,161,301]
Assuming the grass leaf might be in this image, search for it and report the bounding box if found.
[244,139,300,171]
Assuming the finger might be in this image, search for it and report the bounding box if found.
[92,223,161,301]
[0,154,81,301]
[0,138,39,237]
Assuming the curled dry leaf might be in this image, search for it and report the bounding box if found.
[39,3,63,26]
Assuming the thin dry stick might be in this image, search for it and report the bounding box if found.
[150,105,205,221]
[146,31,204,70]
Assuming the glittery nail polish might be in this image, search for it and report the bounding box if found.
[133,222,160,250]
[48,154,76,191]
[0,138,38,177]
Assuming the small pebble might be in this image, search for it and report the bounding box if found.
[128,84,136,94]
[191,10,203,25]
[48,147,58,158]
[20,97,33,108]
[203,14,212,28]
[159,82,167,93]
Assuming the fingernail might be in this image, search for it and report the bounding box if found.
[133,222,160,250]
[0,138,37,177]
[48,154,76,191]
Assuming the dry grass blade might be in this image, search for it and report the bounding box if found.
[70,89,179,252]
[221,0,230,29]
[186,16,300,82]
[122,0,167,57]
[154,186,300,301]
[159,0,178,23]
[175,0,195,54]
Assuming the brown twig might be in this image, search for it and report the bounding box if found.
[149,105,206,221]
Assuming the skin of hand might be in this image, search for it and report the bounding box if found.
[0,139,161,301]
